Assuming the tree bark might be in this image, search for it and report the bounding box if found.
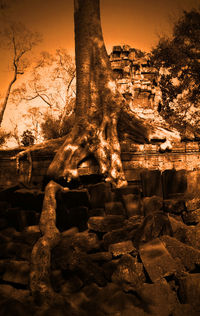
[29,0,149,303]
[47,0,148,188]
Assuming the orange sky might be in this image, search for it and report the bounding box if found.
[0,0,199,139]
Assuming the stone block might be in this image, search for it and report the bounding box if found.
[61,227,79,238]
[182,209,200,225]
[179,274,200,311]
[142,196,163,216]
[57,188,90,209]
[108,240,136,257]
[186,170,200,199]
[160,235,200,272]
[71,230,100,252]
[87,182,113,208]
[56,206,88,232]
[103,227,133,248]
[12,188,44,212]
[2,260,30,285]
[122,194,142,217]
[162,169,187,199]
[88,215,125,232]
[111,254,145,286]
[138,279,179,316]
[104,201,126,216]
[134,212,172,245]
[6,208,39,231]
[163,199,185,214]
[0,242,31,260]
[169,216,200,249]
[61,275,83,295]
[113,185,141,197]
[88,208,105,217]
[88,252,112,262]
[186,198,200,211]
[139,238,177,282]
[141,170,163,197]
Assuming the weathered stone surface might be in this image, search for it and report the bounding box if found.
[71,230,100,252]
[162,169,187,199]
[88,208,105,217]
[0,242,31,260]
[160,235,200,272]
[112,254,145,287]
[6,208,39,231]
[87,182,113,208]
[113,184,141,197]
[104,201,126,216]
[12,188,44,212]
[61,226,78,237]
[179,274,200,311]
[163,199,185,214]
[182,209,200,225]
[56,205,88,232]
[88,252,112,262]
[138,279,179,316]
[134,212,172,245]
[109,240,136,257]
[169,216,200,249]
[2,260,30,285]
[57,188,90,209]
[186,198,200,211]
[122,194,142,217]
[0,298,31,316]
[61,275,83,295]
[141,170,163,197]
[50,269,65,292]
[88,215,125,232]
[69,251,107,287]
[142,196,163,216]
[0,284,30,303]
[139,238,177,282]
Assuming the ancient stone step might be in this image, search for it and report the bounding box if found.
[139,238,177,282]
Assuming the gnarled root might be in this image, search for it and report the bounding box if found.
[30,180,69,304]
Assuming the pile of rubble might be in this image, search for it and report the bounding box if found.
[0,182,200,315]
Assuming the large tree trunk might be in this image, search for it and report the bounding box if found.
[47,0,148,188]
[30,0,149,303]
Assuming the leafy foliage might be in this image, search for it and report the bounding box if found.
[151,9,200,137]
[21,129,35,147]
[0,128,11,146]
[41,112,74,140]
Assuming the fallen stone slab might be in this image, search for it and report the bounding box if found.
[71,230,100,252]
[160,235,200,272]
[142,196,163,216]
[182,209,200,225]
[88,215,125,232]
[169,216,200,250]
[111,254,145,287]
[186,198,200,211]
[88,252,112,262]
[122,194,142,217]
[108,240,136,257]
[104,201,126,216]
[179,274,200,311]
[87,182,113,208]
[139,238,177,282]
[138,279,180,316]
[1,260,30,285]
[163,199,185,214]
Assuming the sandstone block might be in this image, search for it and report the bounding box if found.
[108,240,136,257]
[163,199,185,214]
[182,209,200,225]
[179,274,200,311]
[2,260,30,285]
[88,215,125,232]
[160,235,200,272]
[104,201,126,216]
[139,238,177,282]
[142,196,163,216]
[122,194,142,217]
[87,182,113,208]
[186,198,200,211]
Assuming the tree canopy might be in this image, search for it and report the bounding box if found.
[151,9,200,137]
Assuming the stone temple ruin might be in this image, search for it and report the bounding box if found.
[109,45,161,112]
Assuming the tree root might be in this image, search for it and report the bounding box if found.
[30,180,69,304]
